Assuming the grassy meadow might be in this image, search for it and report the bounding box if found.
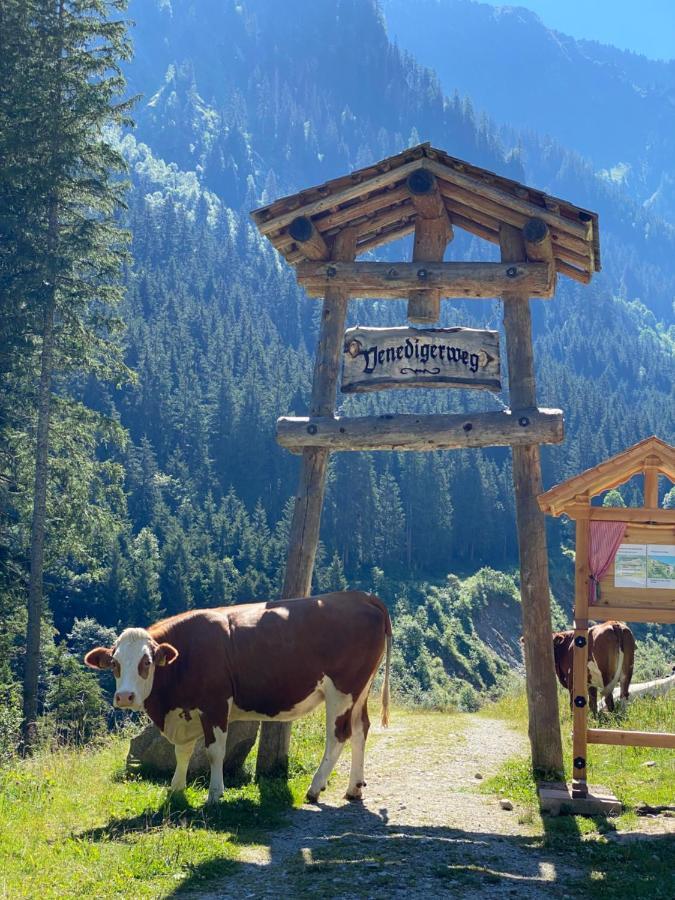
[0,715,326,899]
[0,689,672,899]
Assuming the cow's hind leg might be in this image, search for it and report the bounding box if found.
[345,697,370,801]
[306,678,352,803]
[171,738,196,792]
[588,686,598,715]
[201,713,229,805]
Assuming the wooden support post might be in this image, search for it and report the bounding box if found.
[406,170,451,323]
[644,465,659,509]
[572,517,590,797]
[500,223,564,777]
[255,227,358,777]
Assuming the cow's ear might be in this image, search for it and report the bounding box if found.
[84,647,114,670]
[154,643,179,667]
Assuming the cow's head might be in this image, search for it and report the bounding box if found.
[552,631,573,689]
[84,628,178,711]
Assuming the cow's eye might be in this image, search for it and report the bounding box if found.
[138,656,151,678]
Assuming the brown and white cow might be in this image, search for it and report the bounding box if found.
[85,591,391,805]
[552,621,635,713]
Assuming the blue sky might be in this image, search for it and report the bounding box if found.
[480,1,675,60]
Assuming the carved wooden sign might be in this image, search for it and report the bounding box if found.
[341,326,501,393]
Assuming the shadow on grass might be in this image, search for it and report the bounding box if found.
[161,791,675,899]
[75,774,295,844]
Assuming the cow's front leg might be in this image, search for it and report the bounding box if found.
[202,717,228,805]
[170,738,196,792]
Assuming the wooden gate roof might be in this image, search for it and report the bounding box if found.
[251,143,600,283]
[538,436,675,516]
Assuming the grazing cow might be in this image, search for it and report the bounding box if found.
[552,621,635,713]
[85,591,391,805]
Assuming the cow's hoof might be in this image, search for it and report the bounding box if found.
[206,791,222,805]
[344,790,363,802]
[306,791,320,804]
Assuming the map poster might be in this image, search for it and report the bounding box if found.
[614,544,647,588]
[647,544,675,590]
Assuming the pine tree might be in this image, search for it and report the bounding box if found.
[3,0,134,748]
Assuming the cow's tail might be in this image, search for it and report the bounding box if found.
[368,594,392,728]
[611,621,625,653]
[381,631,392,727]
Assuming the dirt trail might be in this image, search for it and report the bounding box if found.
[194,712,584,899]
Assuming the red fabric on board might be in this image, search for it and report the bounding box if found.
[588,520,627,604]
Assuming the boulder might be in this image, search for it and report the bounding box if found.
[126,720,259,779]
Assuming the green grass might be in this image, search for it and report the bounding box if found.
[0,712,326,899]
[482,686,674,817]
[481,688,675,899]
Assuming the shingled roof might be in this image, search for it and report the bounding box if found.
[251,143,600,284]
[538,436,675,516]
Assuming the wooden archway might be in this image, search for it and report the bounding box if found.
[250,143,600,778]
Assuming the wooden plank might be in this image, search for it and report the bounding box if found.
[297,261,555,299]
[255,226,358,778]
[315,184,409,231]
[355,220,415,255]
[425,158,590,242]
[276,408,564,453]
[557,261,592,284]
[500,222,564,777]
[539,782,621,817]
[585,508,675,524]
[341,326,501,393]
[589,605,675,625]
[436,176,592,260]
[257,159,425,235]
[595,587,675,609]
[587,729,675,749]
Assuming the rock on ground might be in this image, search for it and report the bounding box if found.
[126,720,259,777]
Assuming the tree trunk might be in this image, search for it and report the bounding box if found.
[22,0,64,750]
[22,294,56,750]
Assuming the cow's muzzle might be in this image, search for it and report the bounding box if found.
[114,691,137,709]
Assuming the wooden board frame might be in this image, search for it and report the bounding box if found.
[538,443,675,802]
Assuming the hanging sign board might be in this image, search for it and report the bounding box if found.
[341,326,500,393]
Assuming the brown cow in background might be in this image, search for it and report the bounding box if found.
[553,621,635,713]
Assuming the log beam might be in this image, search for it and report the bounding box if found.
[288,216,330,261]
[297,261,555,299]
[277,408,564,453]
[255,226,358,778]
[500,222,564,779]
[406,169,452,323]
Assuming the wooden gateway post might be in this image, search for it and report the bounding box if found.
[250,143,601,777]
[538,437,675,813]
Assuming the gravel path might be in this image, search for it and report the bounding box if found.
[192,712,583,899]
